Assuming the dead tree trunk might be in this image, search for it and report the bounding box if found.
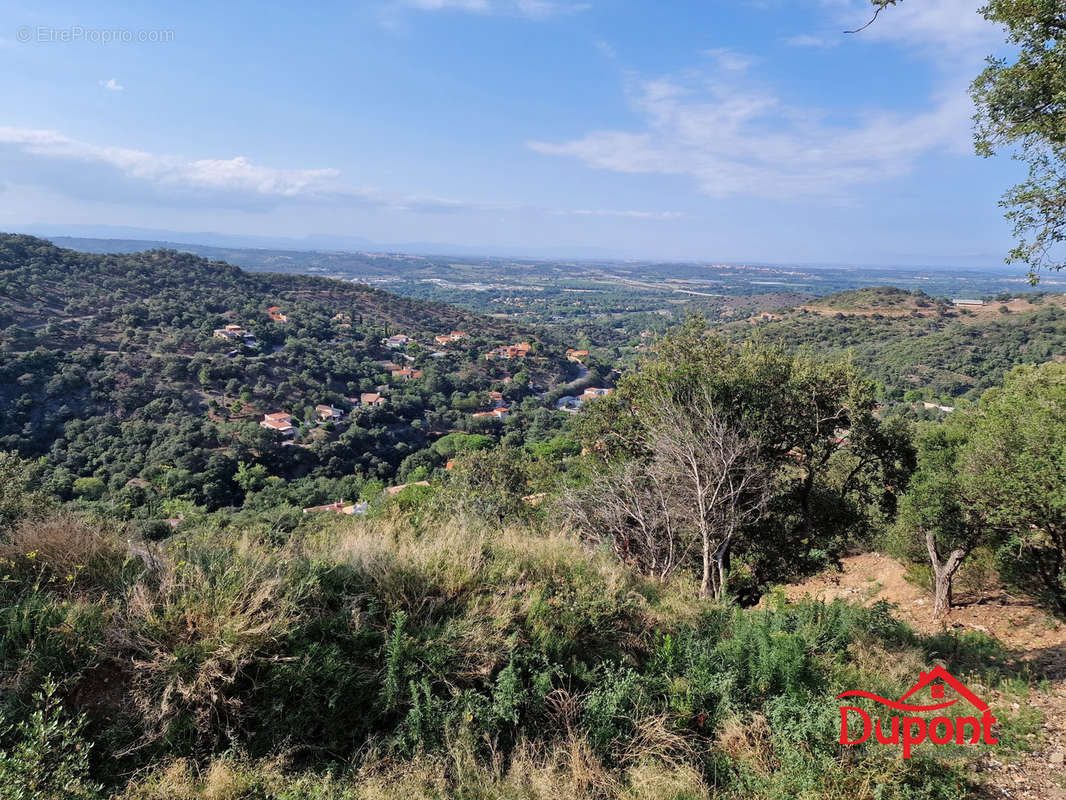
[712,534,733,601]
[926,529,966,618]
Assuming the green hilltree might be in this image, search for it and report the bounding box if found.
[965,361,1066,612]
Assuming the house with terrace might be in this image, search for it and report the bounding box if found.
[315,404,344,423]
[260,412,296,437]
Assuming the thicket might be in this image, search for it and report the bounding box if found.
[0,509,1005,800]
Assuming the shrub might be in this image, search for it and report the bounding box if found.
[0,678,103,800]
[114,548,305,749]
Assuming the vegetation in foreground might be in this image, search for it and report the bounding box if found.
[0,509,1043,800]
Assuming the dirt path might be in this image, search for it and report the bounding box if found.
[782,553,1066,798]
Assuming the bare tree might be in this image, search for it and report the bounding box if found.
[646,394,770,599]
[564,391,770,599]
[560,461,690,581]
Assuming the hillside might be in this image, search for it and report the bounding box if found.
[1,289,1064,800]
[0,235,574,510]
[815,285,928,310]
[736,290,1066,401]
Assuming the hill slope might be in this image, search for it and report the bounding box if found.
[0,235,562,508]
[735,290,1066,400]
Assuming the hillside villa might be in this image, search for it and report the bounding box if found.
[260,412,296,437]
[266,306,288,323]
[473,407,509,420]
[213,324,258,346]
[920,401,957,413]
[485,342,531,360]
[383,334,411,349]
[392,367,423,381]
[581,387,613,401]
[435,331,468,345]
[359,392,386,407]
[315,404,344,423]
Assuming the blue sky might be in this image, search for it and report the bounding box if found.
[0,0,1025,264]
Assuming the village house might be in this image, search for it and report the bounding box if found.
[392,367,423,381]
[266,306,288,323]
[260,412,296,437]
[566,348,589,362]
[213,324,258,346]
[485,342,531,360]
[359,392,386,408]
[556,396,582,413]
[434,331,468,345]
[581,387,613,401]
[315,404,344,423]
[488,391,505,407]
[383,334,411,349]
[473,407,509,420]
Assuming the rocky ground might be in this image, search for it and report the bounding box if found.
[781,553,1066,799]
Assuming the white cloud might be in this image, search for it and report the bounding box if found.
[703,48,754,72]
[779,0,1000,66]
[595,39,617,58]
[784,33,837,48]
[847,0,996,53]
[99,78,124,91]
[0,126,340,198]
[0,124,683,222]
[394,0,588,18]
[529,0,1004,202]
[528,63,974,200]
[562,208,684,220]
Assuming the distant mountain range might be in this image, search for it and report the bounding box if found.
[16,224,620,261]
[10,224,1016,270]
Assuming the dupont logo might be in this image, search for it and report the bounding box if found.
[837,665,997,758]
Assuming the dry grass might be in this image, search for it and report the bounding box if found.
[716,713,775,779]
[113,552,301,745]
[121,735,710,800]
[0,512,125,589]
[303,514,687,675]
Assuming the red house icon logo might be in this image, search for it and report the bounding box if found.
[837,665,997,758]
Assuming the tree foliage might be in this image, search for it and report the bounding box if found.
[898,361,1066,615]
[572,319,915,600]
[972,0,1066,279]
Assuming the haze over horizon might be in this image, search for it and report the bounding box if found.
[16,222,1021,272]
[0,0,1024,266]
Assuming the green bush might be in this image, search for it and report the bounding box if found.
[0,679,102,800]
